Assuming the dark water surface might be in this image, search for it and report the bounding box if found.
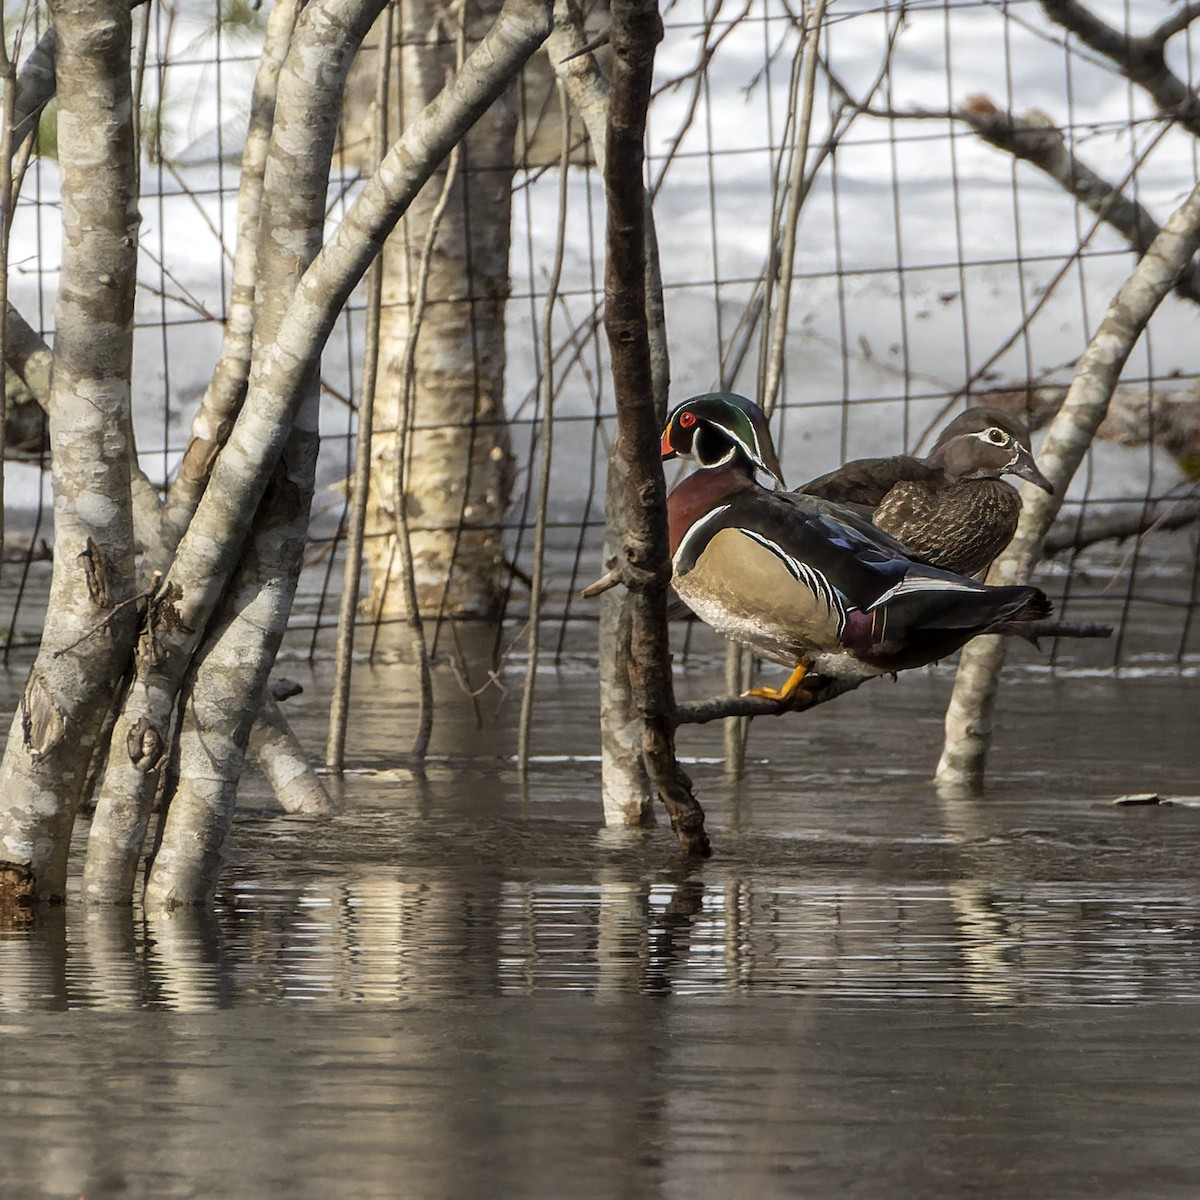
[3,663,1200,1199]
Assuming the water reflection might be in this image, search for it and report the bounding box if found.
[4,856,1200,1010]
[3,668,1200,1200]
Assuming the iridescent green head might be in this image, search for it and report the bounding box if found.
[660,392,785,486]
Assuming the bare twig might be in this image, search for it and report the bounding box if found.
[50,582,158,660]
[580,562,621,598]
[391,145,463,763]
[761,0,829,415]
[326,4,394,776]
[518,78,571,772]
[1147,4,1200,50]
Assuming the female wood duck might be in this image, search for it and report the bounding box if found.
[798,406,1054,578]
[661,393,1052,702]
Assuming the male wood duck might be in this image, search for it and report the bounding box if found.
[798,406,1054,578]
[661,393,1052,702]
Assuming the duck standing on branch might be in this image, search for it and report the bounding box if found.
[799,406,1054,578]
[661,393,1052,704]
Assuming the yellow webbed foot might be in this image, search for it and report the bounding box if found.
[743,660,812,704]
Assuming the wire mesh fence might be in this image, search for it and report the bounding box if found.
[6,0,1199,701]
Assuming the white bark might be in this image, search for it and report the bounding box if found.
[157,0,303,554]
[936,179,1200,792]
[0,0,139,902]
[253,695,336,815]
[80,0,552,903]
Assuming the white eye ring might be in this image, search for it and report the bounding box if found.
[984,427,1008,446]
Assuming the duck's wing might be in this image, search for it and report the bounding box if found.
[730,490,954,611]
[875,479,1022,577]
[798,455,940,507]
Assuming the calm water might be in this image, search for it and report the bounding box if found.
[3,660,1200,1199]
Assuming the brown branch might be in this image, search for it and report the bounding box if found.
[675,617,1113,727]
[992,619,1113,640]
[604,0,709,857]
[1147,3,1200,50]
[1044,499,1200,554]
[959,97,1200,307]
[1039,0,1200,136]
[676,677,867,725]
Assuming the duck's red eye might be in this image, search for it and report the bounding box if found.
[679,411,697,428]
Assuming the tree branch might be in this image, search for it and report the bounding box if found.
[937,177,1200,793]
[1039,0,1200,136]
[676,677,866,725]
[958,96,1200,307]
[1044,498,1200,555]
[158,0,303,554]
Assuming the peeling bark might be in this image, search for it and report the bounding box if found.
[936,179,1200,793]
[0,0,139,901]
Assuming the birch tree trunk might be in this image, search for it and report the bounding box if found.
[3,4,327,819]
[936,179,1200,792]
[0,0,139,903]
[364,0,517,619]
[141,0,374,910]
[76,0,552,904]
